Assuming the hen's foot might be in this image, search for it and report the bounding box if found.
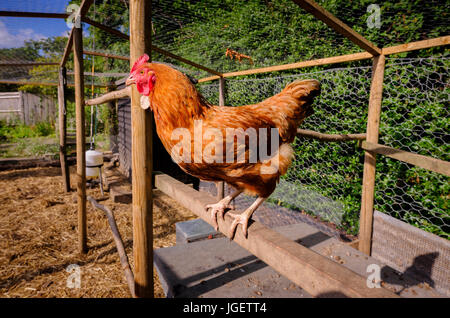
[227,196,266,239]
[227,212,251,239]
[206,201,233,230]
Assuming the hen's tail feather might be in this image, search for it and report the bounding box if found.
[263,79,320,143]
[282,79,321,100]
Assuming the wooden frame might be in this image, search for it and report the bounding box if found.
[360,141,450,177]
[0,62,59,67]
[83,50,130,61]
[66,71,128,77]
[73,26,87,255]
[129,0,154,298]
[292,1,381,55]
[155,173,398,298]
[60,28,74,67]
[1,0,449,298]
[382,36,450,55]
[358,55,386,255]
[41,10,223,77]
[60,0,95,67]
[0,11,68,19]
[82,18,223,76]
[296,128,366,141]
[197,36,449,83]
[58,67,70,192]
[0,80,112,88]
[216,77,226,200]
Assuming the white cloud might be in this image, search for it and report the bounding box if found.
[0,21,46,49]
[60,30,71,38]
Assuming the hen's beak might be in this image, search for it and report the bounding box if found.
[125,75,135,86]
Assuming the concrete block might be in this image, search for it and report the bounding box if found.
[176,218,223,244]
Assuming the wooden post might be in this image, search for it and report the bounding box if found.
[130,0,153,298]
[73,26,87,254]
[216,77,226,200]
[358,55,386,255]
[58,67,70,192]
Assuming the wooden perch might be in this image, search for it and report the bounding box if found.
[85,87,131,106]
[87,196,135,298]
[297,128,366,142]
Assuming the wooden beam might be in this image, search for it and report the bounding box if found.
[292,0,381,55]
[130,0,154,298]
[0,80,59,86]
[297,128,366,141]
[67,71,128,77]
[83,50,130,61]
[58,67,70,192]
[85,87,131,106]
[60,0,95,67]
[0,11,68,18]
[73,26,87,255]
[0,62,59,67]
[78,0,95,17]
[358,55,386,256]
[154,173,399,298]
[82,16,129,40]
[198,52,374,82]
[80,18,222,76]
[360,141,450,177]
[60,28,74,67]
[382,35,450,55]
[0,80,111,88]
[151,46,222,77]
[197,36,450,83]
[216,77,226,200]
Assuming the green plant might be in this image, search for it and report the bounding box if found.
[34,122,54,137]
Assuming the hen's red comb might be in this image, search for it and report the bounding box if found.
[131,54,150,73]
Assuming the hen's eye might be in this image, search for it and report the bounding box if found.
[140,70,145,75]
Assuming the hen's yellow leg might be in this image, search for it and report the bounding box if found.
[206,189,243,230]
[228,196,265,239]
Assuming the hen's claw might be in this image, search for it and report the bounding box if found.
[228,212,250,239]
[206,202,232,230]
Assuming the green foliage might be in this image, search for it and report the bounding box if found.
[199,57,448,238]
[34,122,55,137]
[0,120,55,142]
[184,0,449,238]
[0,0,447,238]
[0,136,59,158]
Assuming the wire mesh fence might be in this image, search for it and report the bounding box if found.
[0,1,448,239]
[376,57,449,239]
[198,56,449,239]
[1,0,449,85]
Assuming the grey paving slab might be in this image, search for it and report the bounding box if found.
[154,222,445,298]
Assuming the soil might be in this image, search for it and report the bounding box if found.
[0,165,196,298]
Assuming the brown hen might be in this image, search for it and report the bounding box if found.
[126,58,320,238]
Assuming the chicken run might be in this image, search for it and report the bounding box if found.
[0,0,449,299]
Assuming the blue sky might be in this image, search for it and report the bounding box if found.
[0,0,74,48]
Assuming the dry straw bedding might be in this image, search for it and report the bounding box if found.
[0,166,196,298]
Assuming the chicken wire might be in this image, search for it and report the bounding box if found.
[376,57,449,239]
[2,0,449,85]
[198,56,449,239]
[0,1,448,238]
